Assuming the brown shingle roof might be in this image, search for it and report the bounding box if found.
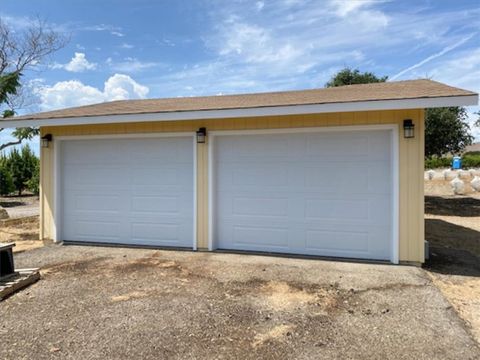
[11,79,478,121]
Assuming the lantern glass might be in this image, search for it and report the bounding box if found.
[196,128,206,143]
[41,134,52,148]
[403,120,415,139]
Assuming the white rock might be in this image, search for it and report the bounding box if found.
[450,177,465,195]
[443,170,457,180]
[457,170,471,179]
[471,176,480,192]
[432,171,444,180]
[425,170,436,180]
[469,168,480,177]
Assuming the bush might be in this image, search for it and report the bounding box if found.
[462,154,480,168]
[425,154,480,169]
[425,157,452,169]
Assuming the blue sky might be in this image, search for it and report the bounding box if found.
[1,0,480,151]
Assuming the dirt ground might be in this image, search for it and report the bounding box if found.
[423,178,480,344]
[1,245,478,360]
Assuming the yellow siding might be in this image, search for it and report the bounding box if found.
[40,109,425,263]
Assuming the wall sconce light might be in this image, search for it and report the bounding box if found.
[196,127,207,143]
[403,119,415,139]
[41,134,52,148]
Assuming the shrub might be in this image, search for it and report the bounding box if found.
[425,154,480,169]
[462,154,480,168]
[425,157,451,169]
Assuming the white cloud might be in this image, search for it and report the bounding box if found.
[215,22,305,66]
[104,74,149,101]
[51,52,97,72]
[35,74,149,111]
[329,0,381,17]
[83,23,124,37]
[106,57,162,73]
[119,43,134,49]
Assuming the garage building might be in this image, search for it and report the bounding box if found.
[3,79,478,264]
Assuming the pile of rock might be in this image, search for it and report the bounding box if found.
[424,168,480,195]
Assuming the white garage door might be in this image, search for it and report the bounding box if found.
[213,129,394,261]
[60,136,194,248]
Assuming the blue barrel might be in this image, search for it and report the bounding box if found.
[452,156,462,170]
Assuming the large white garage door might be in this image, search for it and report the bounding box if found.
[61,136,194,248]
[213,130,394,261]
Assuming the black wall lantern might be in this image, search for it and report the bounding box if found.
[41,134,53,148]
[403,119,415,139]
[196,127,207,143]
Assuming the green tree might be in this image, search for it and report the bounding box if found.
[325,68,474,157]
[5,148,25,195]
[425,107,473,157]
[0,159,14,195]
[0,17,67,151]
[25,160,40,195]
[325,68,388,87]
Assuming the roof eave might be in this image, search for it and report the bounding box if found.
[1,94,478,128]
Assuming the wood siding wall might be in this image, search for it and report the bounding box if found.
[40,109,425,263]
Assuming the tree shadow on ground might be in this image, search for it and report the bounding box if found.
[425,196,480,217]
[0,201,25,208]
[424,219,480,277]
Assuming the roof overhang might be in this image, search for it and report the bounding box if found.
[1,94,478,128]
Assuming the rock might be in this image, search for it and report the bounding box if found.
[0,206,8,220]
[469,168,480,177]
[457,170,471,179]
[443,170,457,180]
[471,176,480,192]
[425,170,435,180]
[450,177,465,195]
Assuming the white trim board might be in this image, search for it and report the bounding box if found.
[52,132,197,250]
[2,94,478,128]
[207,124,400,264]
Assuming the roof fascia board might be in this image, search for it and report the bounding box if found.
[1,94,478,128]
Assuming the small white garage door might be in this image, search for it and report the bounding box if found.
[60,136,194,248]
[213,129,394,261]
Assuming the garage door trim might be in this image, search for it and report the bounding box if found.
[208,125,399,263]
[52,132,197,250]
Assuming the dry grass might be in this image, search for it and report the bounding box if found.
[0,216,43,253]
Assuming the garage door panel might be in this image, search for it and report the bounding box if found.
[232,197,289,217]
[305,229,369,252]
[305,164,368,192]
[214,130,393,261]
[61,137,194,247]
[131,196,179,214]
[305,199,369,220]
[69,219,122,242]
[73,194,122,213]
[306,133,369,157]
[64,166,127,187]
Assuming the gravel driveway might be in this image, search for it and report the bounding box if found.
[1,245,478,359]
